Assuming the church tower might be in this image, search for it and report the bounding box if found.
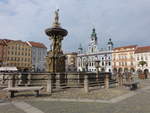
[78,43,83,54]
[88,28,98,53]
[107,38,113,50]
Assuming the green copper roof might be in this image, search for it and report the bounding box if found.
[91,28,97,38]
[78,43,83,50]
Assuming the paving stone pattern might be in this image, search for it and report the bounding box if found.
[0,103,25,113]
[1,79,150,113]
[27,90,150,113]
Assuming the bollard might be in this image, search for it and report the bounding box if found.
[56,73,61,89]
[27,73,32,86]
[8,75,14,88]
[1,73,4,84]
[47,74,52,94]
[78,73,80,85]
[84,75,89,93]
[104,74,109,89]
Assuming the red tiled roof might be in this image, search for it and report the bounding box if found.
[114,45,137,50]
[0,39,12,46]
[135,46,150,53]
[28,41,47,48]
[3,39,28,45]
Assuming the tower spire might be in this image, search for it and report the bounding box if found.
[88,28,98,53]
[107,38,114,50]
[91,28,97,37]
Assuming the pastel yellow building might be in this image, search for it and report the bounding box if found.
[4,40,32,71]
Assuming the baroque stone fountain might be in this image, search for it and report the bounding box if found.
[45,9,68,73]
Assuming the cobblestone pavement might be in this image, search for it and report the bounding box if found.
[0,103,25,113]
[26,89,150,113]
[1,79,150,113]
[25,79,150,113]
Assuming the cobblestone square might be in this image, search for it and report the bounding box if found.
[0,79,150,113]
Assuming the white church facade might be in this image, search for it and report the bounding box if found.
[77,28,114,72]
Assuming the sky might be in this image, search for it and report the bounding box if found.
[0,0,150,52]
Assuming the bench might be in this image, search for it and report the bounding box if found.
[3,86,44,98]
[123,82,139,90]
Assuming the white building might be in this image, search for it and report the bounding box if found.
[135,46,150,73]
[27,41,47,72]
[77,28,114,72]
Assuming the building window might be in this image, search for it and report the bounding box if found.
[119,62,121,66]
[102,62,104,66]
[145,56,148,60]
[141,56,143,60]
[137,56,139,60]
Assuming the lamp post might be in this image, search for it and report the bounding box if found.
[95,60,100,82]
[85,56,88,72]
[105,54,108,72]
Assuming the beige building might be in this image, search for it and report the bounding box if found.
[4,39,32,71]
[135,46,150,73]
[112,45,137,73]
[65,52,77,72]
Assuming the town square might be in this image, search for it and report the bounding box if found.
[0,0,150,113]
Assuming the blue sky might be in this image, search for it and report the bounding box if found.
[0,0,150,52]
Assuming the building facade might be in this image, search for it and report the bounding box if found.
[77,28,114,72]
[27,41,47,72]
[4,39,32,71]
[65,52,77,72]
[0,39,8,66]
[135,46,150,73]
[112,45,137,73]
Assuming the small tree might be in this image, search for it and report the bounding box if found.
[138,61,147,72]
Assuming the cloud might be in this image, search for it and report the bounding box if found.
[0,0,150,52]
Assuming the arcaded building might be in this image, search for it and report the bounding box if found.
[112,45,137,73]
[135,46,150,73]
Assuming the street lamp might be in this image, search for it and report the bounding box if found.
[104,54,108,72]
[85,56,88,72]
[95,60,100,81]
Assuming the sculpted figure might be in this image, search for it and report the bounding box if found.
[54,9,59,24]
